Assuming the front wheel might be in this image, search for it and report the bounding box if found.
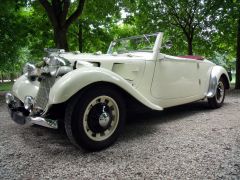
[208,77,226,108]
[65,86,126,151]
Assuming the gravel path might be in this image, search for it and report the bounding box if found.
[0,90,240,179]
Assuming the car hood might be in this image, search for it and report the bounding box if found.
[58,52,151,64]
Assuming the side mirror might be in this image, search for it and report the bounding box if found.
[164,40,173,49]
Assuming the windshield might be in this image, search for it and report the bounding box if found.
[107,33,158,54]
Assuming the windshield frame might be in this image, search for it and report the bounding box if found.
[107,33,160,54]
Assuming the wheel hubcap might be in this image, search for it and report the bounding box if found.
[99,112,110,128]
[83,96,119,141]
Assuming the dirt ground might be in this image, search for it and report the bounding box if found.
[0,90,240,179]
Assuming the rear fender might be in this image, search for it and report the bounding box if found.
[207,66,230,98]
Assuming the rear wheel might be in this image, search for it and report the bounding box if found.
[65,85,126,151]
[208,77,226,108]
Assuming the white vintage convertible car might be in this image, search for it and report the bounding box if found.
[6,32,230,151]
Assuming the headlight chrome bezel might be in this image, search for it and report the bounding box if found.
[5,93,15,105]
[43,56,71,76]
[44,56,70,67]
[23,56,71,78]
[23,63,37,77]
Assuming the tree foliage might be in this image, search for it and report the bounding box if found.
[128,0,225,56]
[0,0,240,88]
[68,0,122,52]
[211,0,240,88]
[0,0,28,74]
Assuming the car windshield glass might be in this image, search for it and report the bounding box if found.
[107,33,158,54]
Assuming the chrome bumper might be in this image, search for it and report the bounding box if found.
[8,106,58,129]
[6,93,58,129]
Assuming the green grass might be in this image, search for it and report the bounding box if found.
[0,82,13,92]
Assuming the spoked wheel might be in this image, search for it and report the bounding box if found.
[208,77,226,108]
[65,85,126,151]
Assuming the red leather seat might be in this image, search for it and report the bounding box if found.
[177,55,204,60]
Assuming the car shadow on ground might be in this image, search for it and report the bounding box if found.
[122,100,214,140]
[17,100,218,154]
[0,94,232,154]
[0,91,236,158]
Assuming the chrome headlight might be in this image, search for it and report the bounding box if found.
[48,66,58,76]
[46,56,70,66]
[43,56,71,76]
[24,96,34,111]
[23,63,36,77]
[5,93,15,104]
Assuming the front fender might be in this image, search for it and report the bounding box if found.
[207,65,230,98]
[48,67,163,110]
[12,75,39,102]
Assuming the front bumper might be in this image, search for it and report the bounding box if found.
[6,94,58,129]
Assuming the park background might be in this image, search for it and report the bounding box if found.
[0,0,239,91]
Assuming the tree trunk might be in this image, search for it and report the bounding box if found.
[78,20,83,52]
[10,73,14,82]
[235,17,240,89]
[187,37,193,55]
[54,27,69,51]
[1,72,3,83]
[39,0,86,52]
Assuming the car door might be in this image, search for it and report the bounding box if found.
[151,54,201,100]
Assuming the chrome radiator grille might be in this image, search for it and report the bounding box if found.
[35,76,56,109]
